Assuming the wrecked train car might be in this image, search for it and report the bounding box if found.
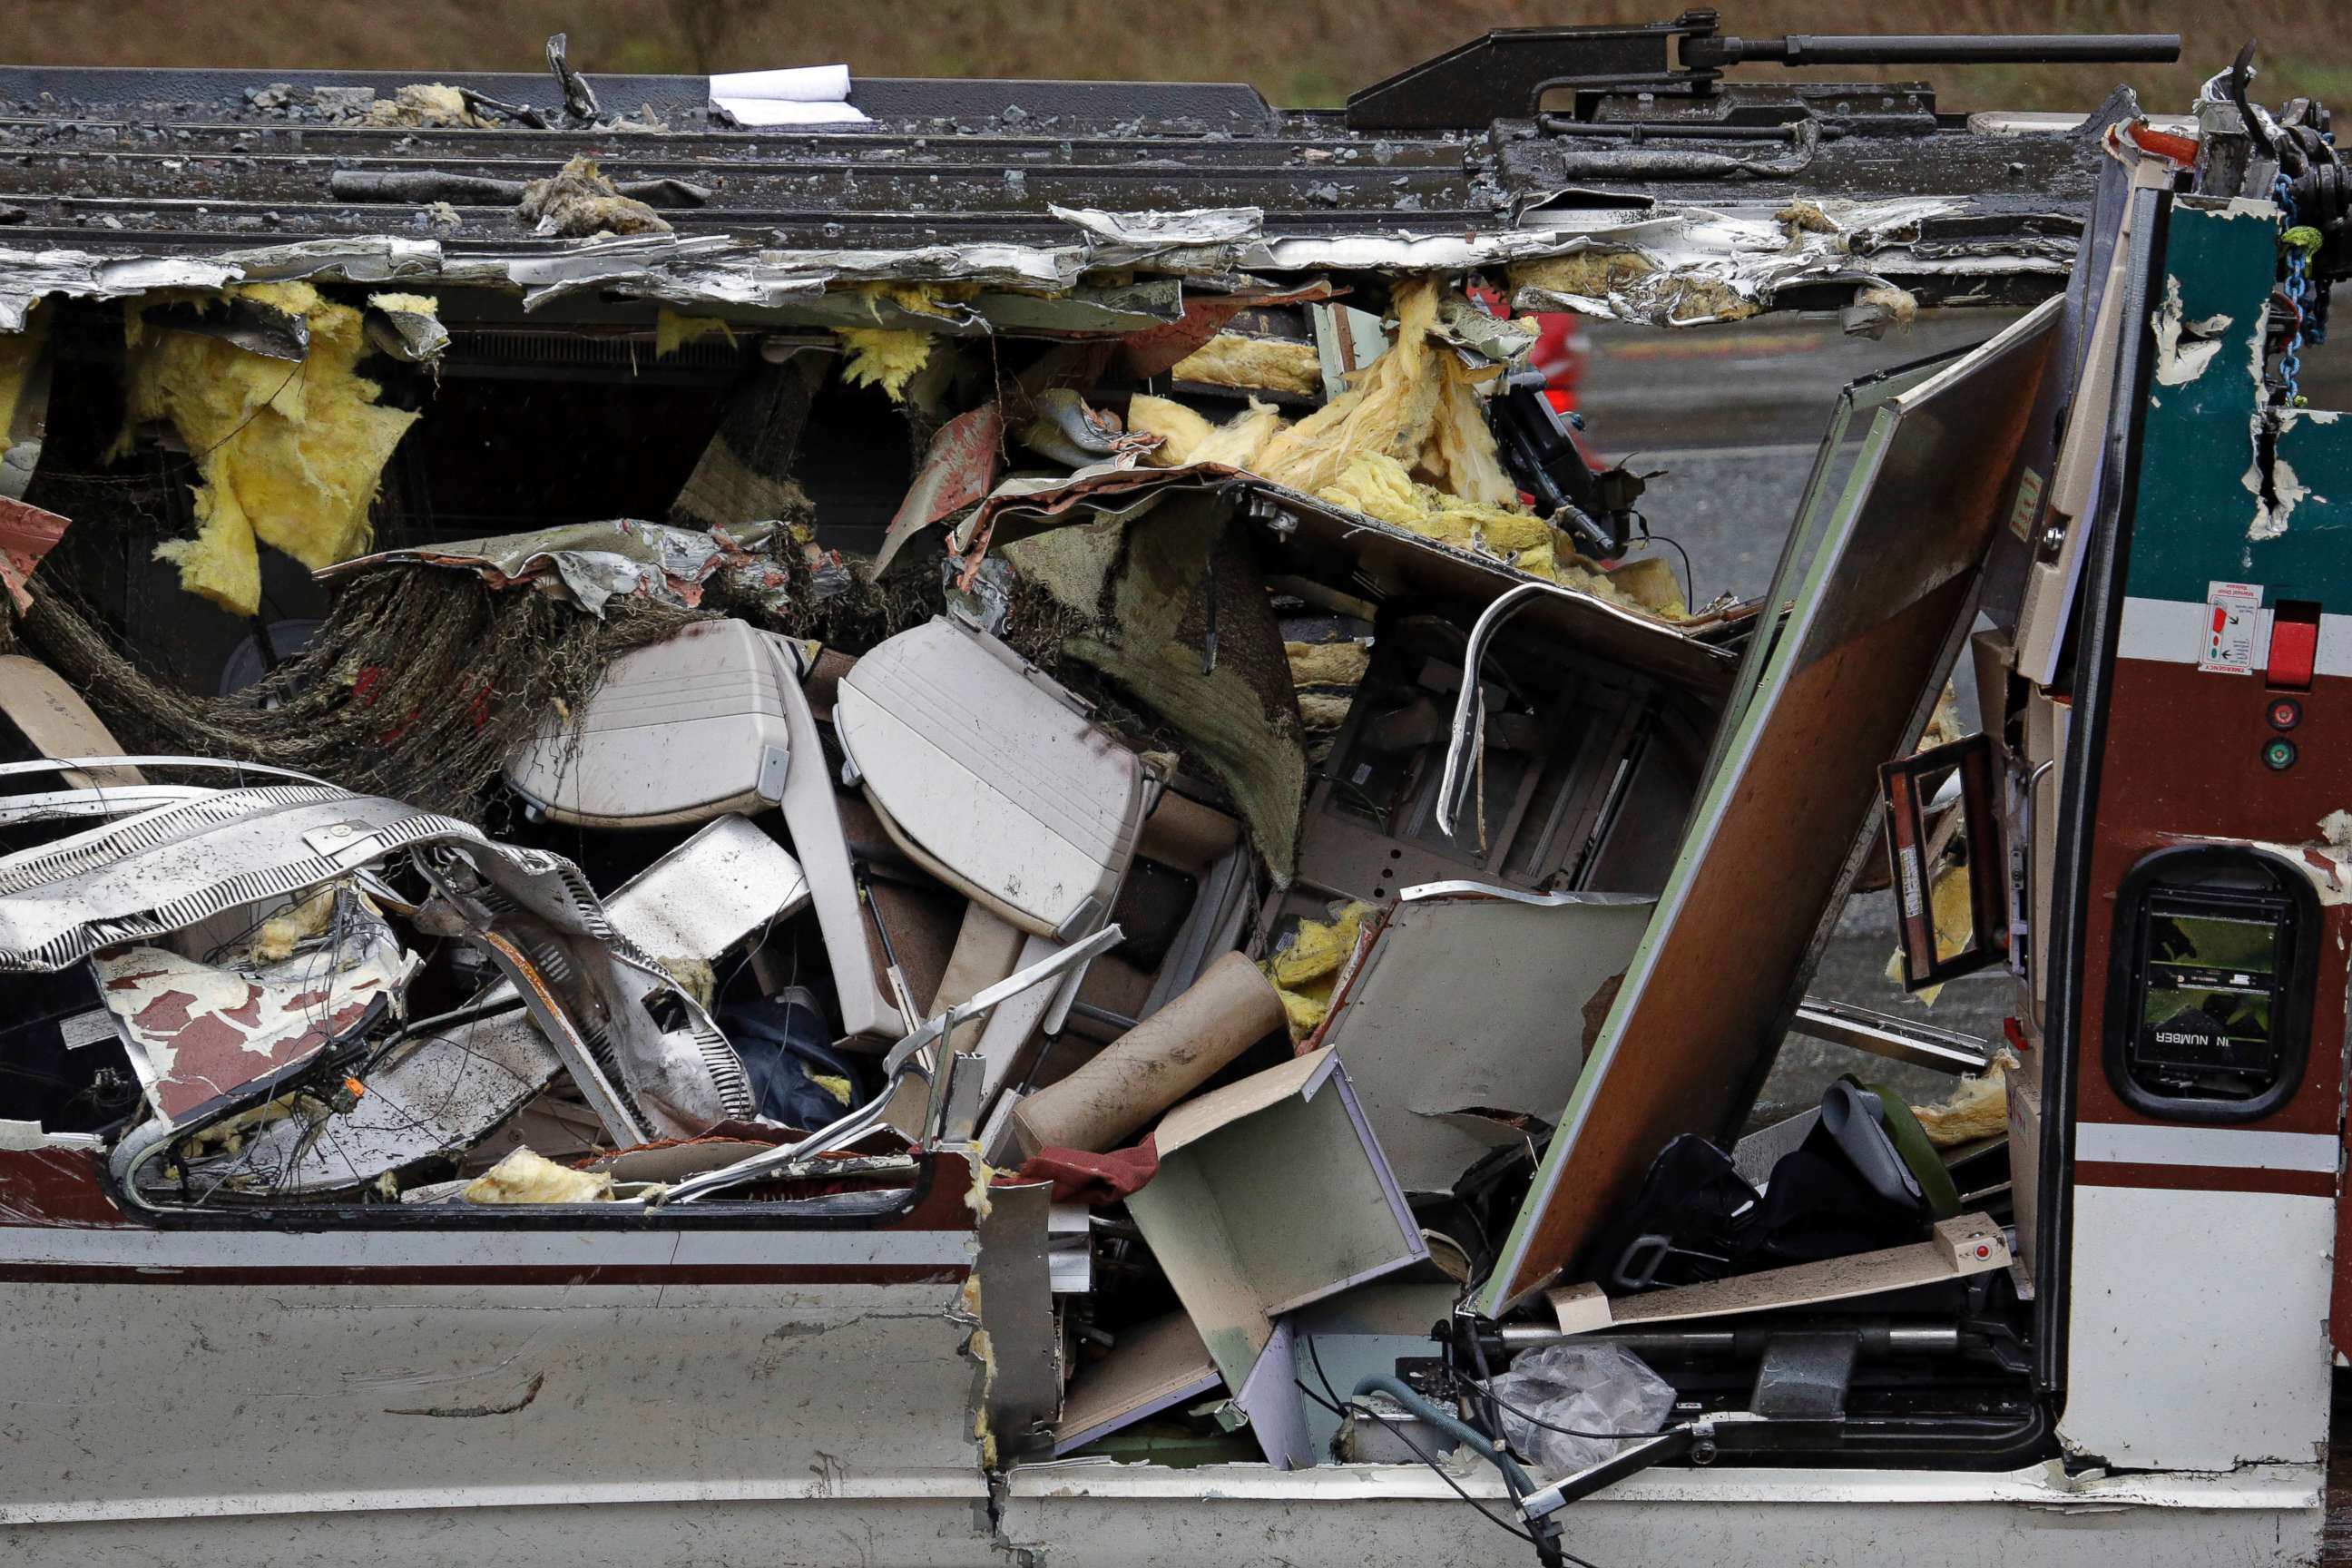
[0,15,2348,1566]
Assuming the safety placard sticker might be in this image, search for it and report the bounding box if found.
[2198,580,2263,675]
[2005,466,2045,542]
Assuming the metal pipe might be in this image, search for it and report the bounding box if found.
[1498,1321,1965,1356]
[661,923,1123,1204]
[1690,34,2180,69]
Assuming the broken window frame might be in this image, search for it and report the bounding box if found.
[1879,731,2007,993]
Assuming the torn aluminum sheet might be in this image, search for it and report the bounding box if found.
[0,191,2061,331]
[0,785,755,1147]
[1506,198,2001,328]
[201,1008,558,1199]
[362,293,450,363]
[1315,885,1656,1194]
[94,885,413,1127]
[318,518,782,616]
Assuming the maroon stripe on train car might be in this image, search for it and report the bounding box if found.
[2075,1161,2336,1199]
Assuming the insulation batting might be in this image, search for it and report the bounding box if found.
[1170,332,1323,397]
[1910,1055,2014,1148]
[125,280,418,616]
[464,1148,615,1204]
[1130,393,1283,471]
[838,328,935,400]
[655,309,738,358]
[1250,275,1519,506]
[1129,393,1214,463]
[517,155,671,237]
[1264,899,1376,1040]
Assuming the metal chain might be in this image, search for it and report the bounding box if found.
[2275,172,2315,406]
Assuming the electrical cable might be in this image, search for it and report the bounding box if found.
[1631,516,1697,612]
[1479,1379,1675,1444]
[1298,1365,1606,1568]
[1292,1377,1543,1550]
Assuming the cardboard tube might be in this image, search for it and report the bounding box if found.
[1135,790,1242,875]
[1010,951,1282,1155]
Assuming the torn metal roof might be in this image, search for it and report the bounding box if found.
[0,62,2117,328]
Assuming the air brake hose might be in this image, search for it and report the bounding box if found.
[1352,1372,1542,1497]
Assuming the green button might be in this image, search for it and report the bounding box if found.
[2263,737,2298,771]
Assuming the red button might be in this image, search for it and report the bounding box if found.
[2268,603,2320,691]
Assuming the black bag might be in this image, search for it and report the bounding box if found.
[1592,1079,1943,1291]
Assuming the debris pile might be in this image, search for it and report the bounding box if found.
[0,87,2060,1509]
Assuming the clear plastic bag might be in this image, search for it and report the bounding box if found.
[1482,1341,1676,1475]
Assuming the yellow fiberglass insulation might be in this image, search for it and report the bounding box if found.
[1558,552,1689,620]
[1129,393,1213,464]
[128,280,419,616]
[655,309,737,359]
[1255,279,1446,498]
[246,884,338,964]
[1284,640,1371,689]
[1195,400,1288,470]
[0,302,47,462]
[463,1148,614,1205]
[838,328,934,401]
[1251,276,1522,510]
[1318,452,1554,566]
[1263,900,1377,1040]
[1131,393,1284,471]
[1910,1054,2015,1148]
[1170,332,1324,397]
[1423,351,1521,507]
[1511,250,1659,301]
[1314,452,1690,617]
[1886,859,1975,1006]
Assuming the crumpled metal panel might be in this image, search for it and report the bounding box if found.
[216,1008,561,1197]
[0,785,752,1142]
[316,517,786,617]
[94,886,412,1127]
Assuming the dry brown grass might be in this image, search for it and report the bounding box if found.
[14,0,2349,114]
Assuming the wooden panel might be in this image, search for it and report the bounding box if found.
[1546,1213,2010,1331]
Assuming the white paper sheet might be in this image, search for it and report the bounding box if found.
[711,64,871,127]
